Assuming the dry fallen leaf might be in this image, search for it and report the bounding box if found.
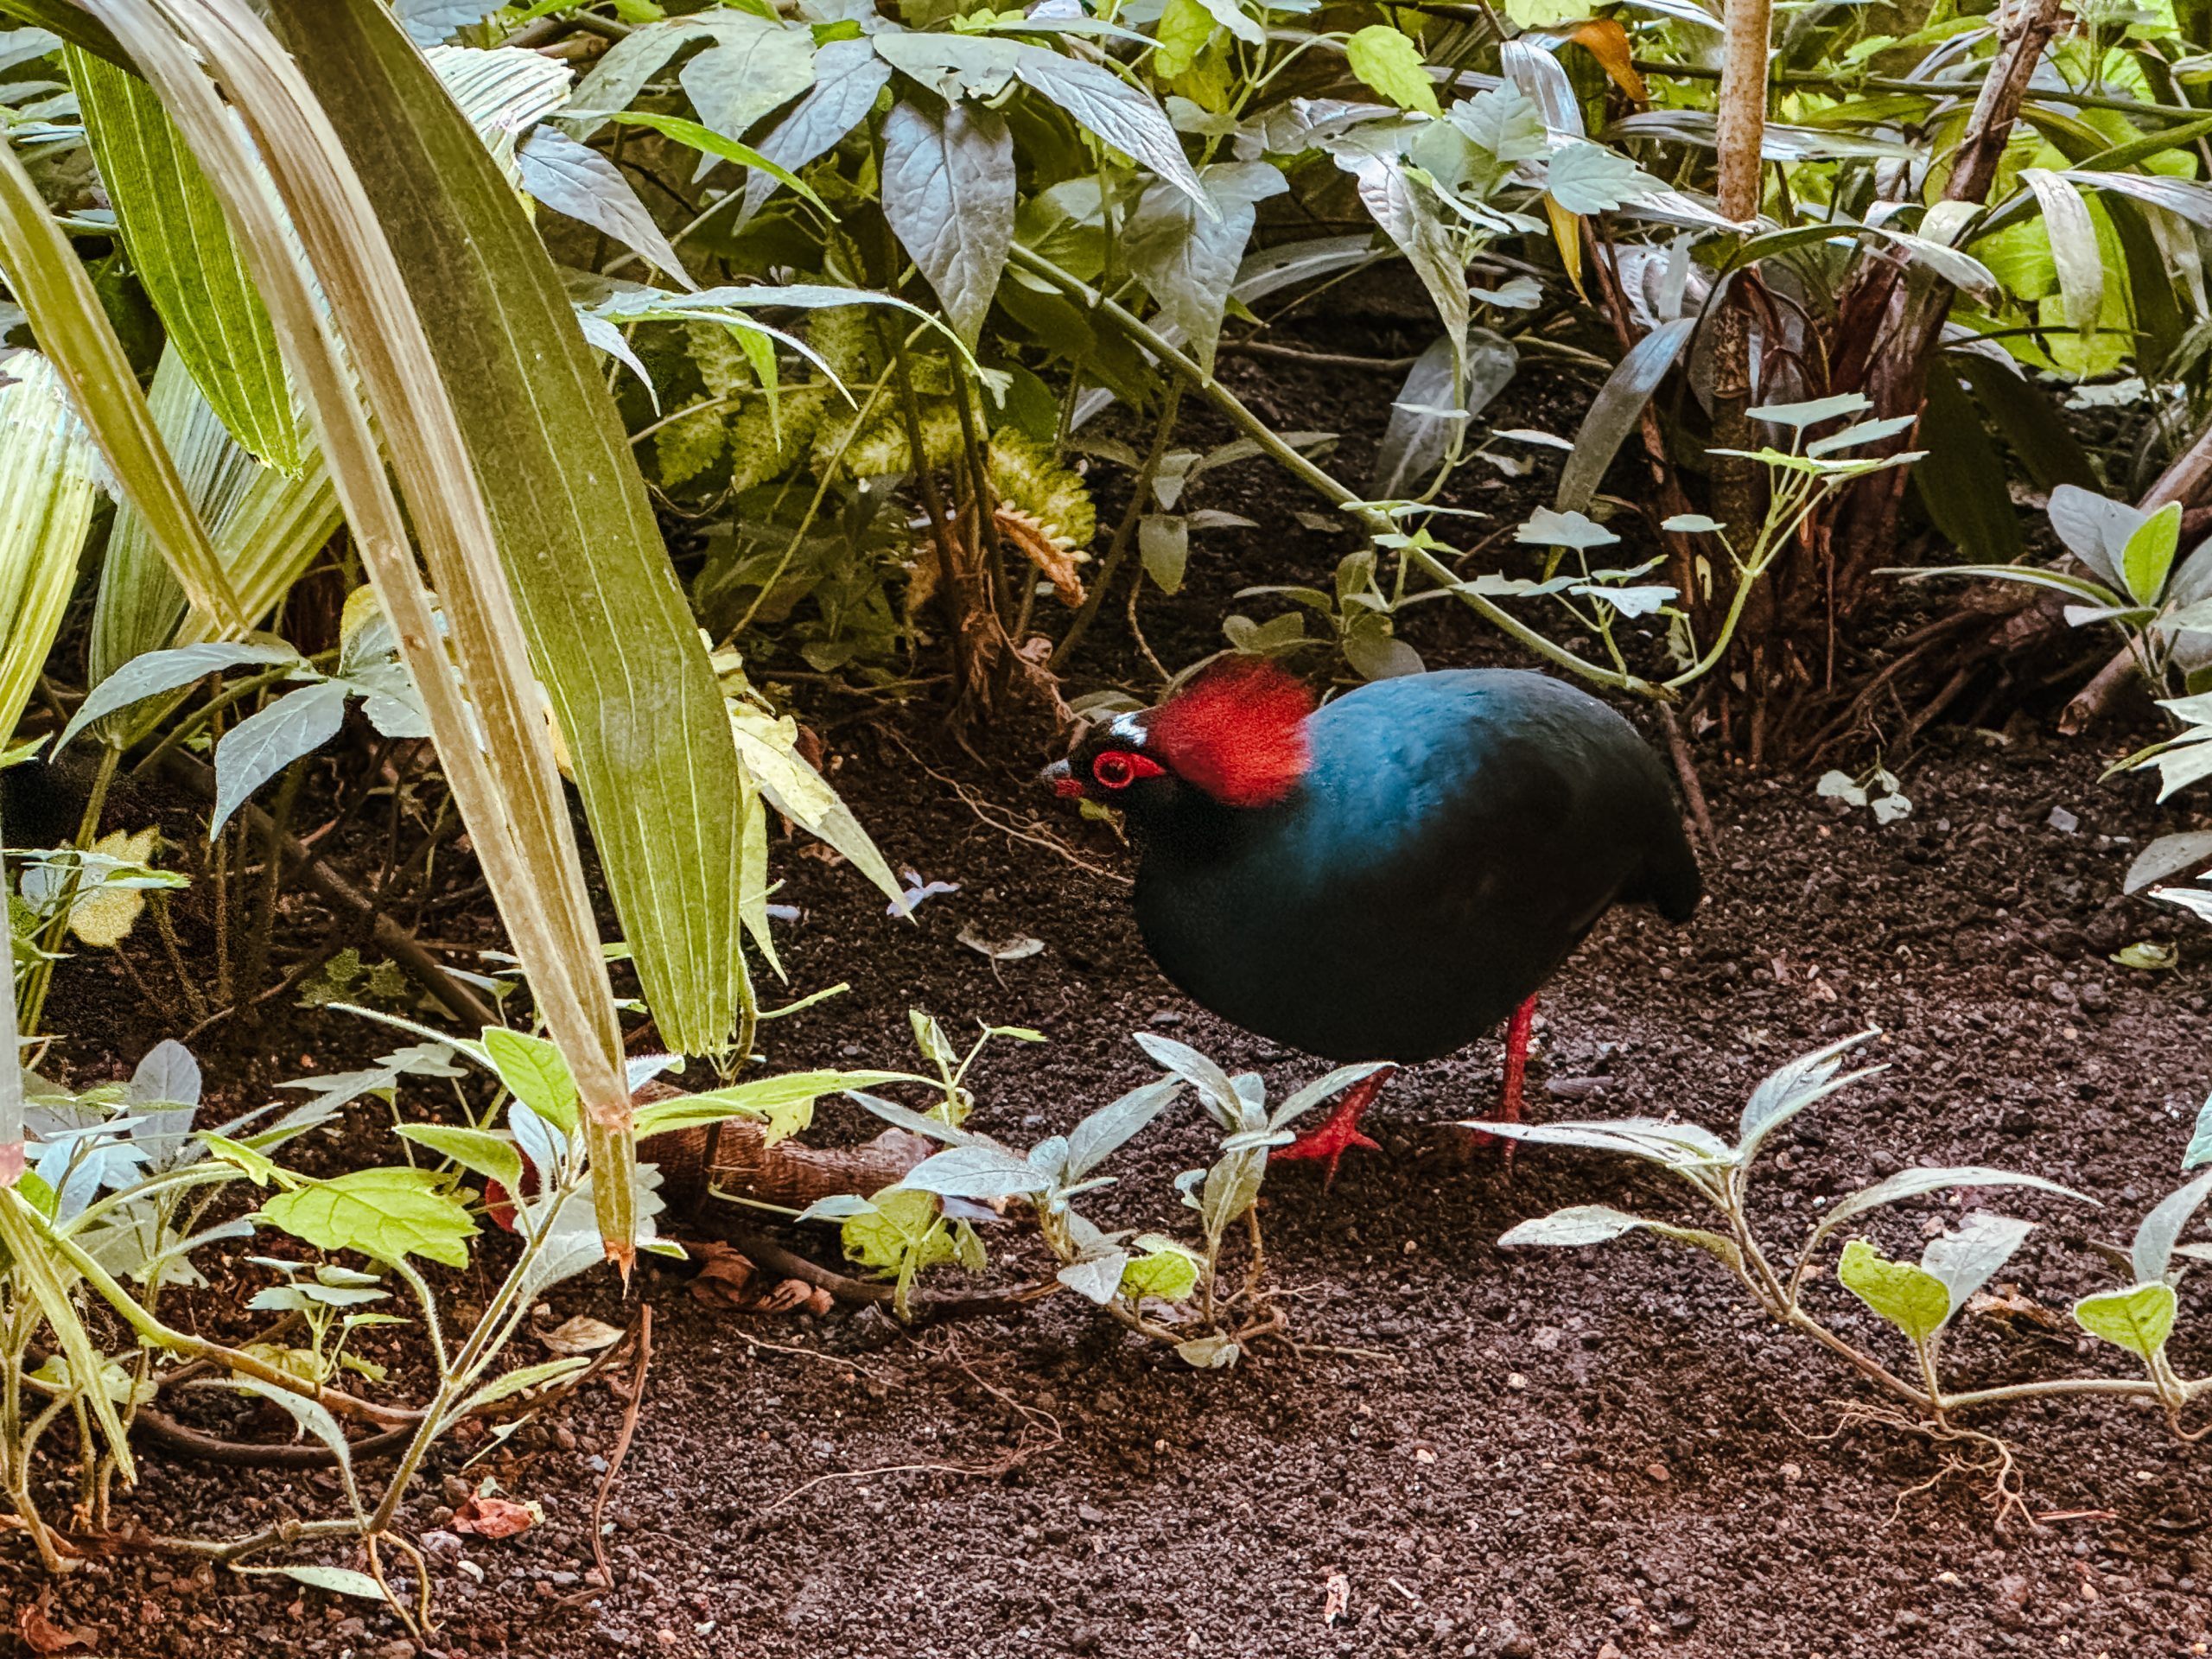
[957,925,1045,962]
[688,1242,833,1316]
[540,1315,625,1357]
[18,1597,94,1655]
[451,1493,542,1539]
[1322,1571,1351,1626]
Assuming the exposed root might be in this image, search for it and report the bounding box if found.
[1821,1400,2033,1533]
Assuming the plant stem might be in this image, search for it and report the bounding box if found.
[1052,385,1182,672]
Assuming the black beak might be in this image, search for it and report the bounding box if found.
[1041,759,1083,798]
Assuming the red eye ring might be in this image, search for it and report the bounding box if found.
[1091,750,1164,791]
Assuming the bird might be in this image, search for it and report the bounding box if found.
[1044,658,1702,1184]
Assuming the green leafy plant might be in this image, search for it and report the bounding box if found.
[1497,1033,2212,1515]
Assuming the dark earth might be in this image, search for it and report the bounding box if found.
[19,276,2212,1657]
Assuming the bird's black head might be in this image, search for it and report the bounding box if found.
[1041,658,1316,824]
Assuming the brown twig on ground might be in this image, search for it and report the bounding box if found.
[1658,705,1718,855]
[878,727,1131,886]
[131,1408,413,1469]
[586,1306,652,1596]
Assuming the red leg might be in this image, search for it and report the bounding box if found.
[1468,995,1537,1163]
[1273,1065,1399,1190]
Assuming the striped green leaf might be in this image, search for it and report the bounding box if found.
[0,350,105,749]
[278,1,751,1063]
[68,44,307,473]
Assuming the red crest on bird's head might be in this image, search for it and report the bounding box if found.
[1146,658,1315,808]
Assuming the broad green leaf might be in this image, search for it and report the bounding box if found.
[251,1566,389,1602]
[1338,151,1466,349]
[2022,169,2104,345]
[209,679,350,837]
[1124,162,1285,375]
[1058,1249,1129,1304]
[203,1132,277,1186]
[1838,1237,1949,1343]
[737,38,893,225]
[1121,1242,1200,1301]
[841,1185,952,1273]
[259,1166,479,1268]
[67,46,306,472]
[1140,513,1188,594]
[1150,0,1214,78]
[1545,141,1657,214]
[896,1143,1049,1201]
[1920,1211,2035,1323]
[395,1122,523,1195]
[724,701,905,909]
[517,127,690,287]
[2133,1167,2212,1285]
[281,3,756,1077]
[481,1027,580,1135]
[1808,1166,2093,1249]
[2121,500,2183,607]
[0,131,243,635]
[2126,831,2212,896]
[2074,1281,2177,1363]
[0,351,105,751]
[1555,317,1692,514]
[677,14,817,175]
[61,639,302,751]
[1498,1204,1653,1246]
[1344,25,1439,118]
[880,95,1015,347]
[632,1069,906,1145]
[1065,1077,1182,1180]
[1011,46,1207,207]
[1374,329,1516,499]
[1914,359,2022,565]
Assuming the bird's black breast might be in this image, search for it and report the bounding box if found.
[1130,670,1700,1063]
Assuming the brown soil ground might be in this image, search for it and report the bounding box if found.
[17,283,2212,1658]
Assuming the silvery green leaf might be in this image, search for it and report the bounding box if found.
[845,1090,978,1147]
[127,1039,203,1170]
[393,0,495,45]
[1057,1249,1129,1304]
[1498,39,1583,140]
[873,33,1022,99]
[1140,513,1188,594]
[1465,1117,1734,1173]
[796,1193,879,1223]
[1344,152,1467,346]
[1449,83,1547,165]
[1805,414,1917,458]
[1229,234,1376,307]
[896,1143,1047,1201]
[60,641,302,750]
[2048,484,2145,591]
[1027,1135,1071,1182]
[677,15,817,174]
[1921,1211,2035,1324]
[1573,582,1675,617]
[1498,1204,1653,1247]
[1134,1033,1242,1126]
[1011,47,1206,208]
[562,19,727,138]
[1737,1030,1881,1166]
[2061,169,2212,229]
[211,680,350,838]
[1516,505,1618,550]
[881,96,1014,346]
[1544,141,1658,214]
[1373,328,1516,499]
[249,1566,389,1602]
[1748,391,1869,429]
[2185,1095,2212,1172]
[1864,225,1996,296]
[1200,1149,1265,1237]
[2133,1167,2212,1285]
[1066,1078,1181,1180]
[739,38,893,224]
[2021,168,2103,341]
[519,128,690,289]
[1267,1064,1394,1133]
[1554,316,1693,514]
[1808,1166,2093,1250]
[2155,883,2212,921]
[1125,162,1284,373]
[1663,512,1720,533]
